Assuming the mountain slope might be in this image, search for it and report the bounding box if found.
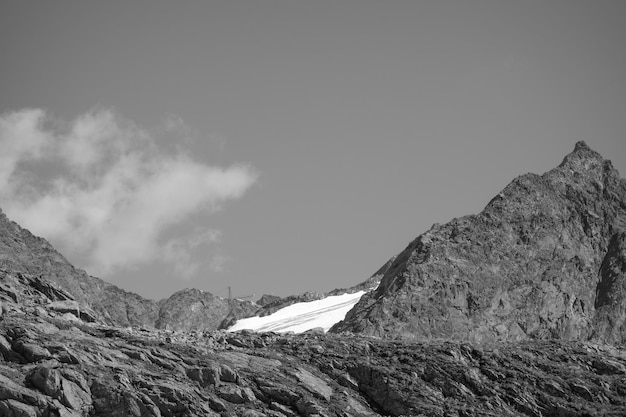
[332,141,626,343]
[0,208,255,331]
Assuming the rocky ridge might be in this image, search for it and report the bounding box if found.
[0,209,257,331]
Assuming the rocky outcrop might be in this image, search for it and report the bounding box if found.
[333,142,626,343]
[156,288,257,331]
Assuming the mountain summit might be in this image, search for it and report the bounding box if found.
[332,141,626,343]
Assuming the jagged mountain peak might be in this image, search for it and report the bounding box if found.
[553,140,620,187]
[332,142,626,343]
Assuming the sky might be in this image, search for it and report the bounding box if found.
[0,1,625,301]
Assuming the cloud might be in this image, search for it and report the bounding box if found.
[0,108,257,278]
[162,229,223,280]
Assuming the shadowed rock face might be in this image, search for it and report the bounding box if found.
[332,142,626,343]
[593,230,626,342]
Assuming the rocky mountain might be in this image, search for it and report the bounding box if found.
[332,141,626,344]
[0,208,256,331]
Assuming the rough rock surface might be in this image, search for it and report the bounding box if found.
[156,288,258,331]
[2,300,626,416]
[333,142,626,343]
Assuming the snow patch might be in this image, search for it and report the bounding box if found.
[227,291,366,333]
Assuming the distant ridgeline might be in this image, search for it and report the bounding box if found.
[0,208,258,330]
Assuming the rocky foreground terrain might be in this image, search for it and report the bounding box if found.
[1,279,626,417]
[1,141,626,416]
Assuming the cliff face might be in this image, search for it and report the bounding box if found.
[0,209,254,331]
[332,142,626,343]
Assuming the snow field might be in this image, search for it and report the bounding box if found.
[227,291,366,333]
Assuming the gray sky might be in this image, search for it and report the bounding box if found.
[1,1,625,300]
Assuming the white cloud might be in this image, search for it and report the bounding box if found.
[0,108,257,278]
[162,229,223,280]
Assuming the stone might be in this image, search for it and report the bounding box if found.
[0,399,38,417]
[293,368,333,401]
[219,364,240,384]
[60,378,92,411]
[269,402,299,417]
[0,334,15,359]
[217,385,256,404]
[12,340,51,363]
[28,365,62,396]
[186,366,219,387]
[0,373,45,407]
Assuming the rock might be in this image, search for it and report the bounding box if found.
[28,365,62,396]
[60,378,92,411]
[0,334,15,359]
[591,357,626,375]
[46,301,99,323]
[27,365,92,414]
[0,373,46,407]
[219,364,240,384]
[207,395,227,412]
[217,385,256,404]
[0,399,38,417]
[293,367,333,401]
[295,398,326,416]
[257,294,282,307]
[257,380,300,406]
[239,409,267,417]
[304,327,326,335]
[12,340,51,363]
[226,336,251,348]
[156,288,257,332]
